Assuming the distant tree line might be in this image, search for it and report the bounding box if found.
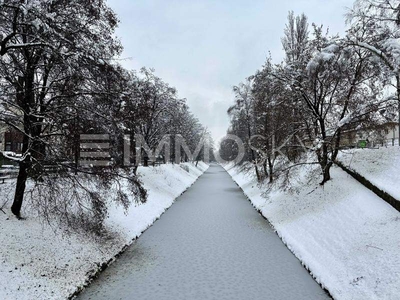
[220,1,400,185]
[0,0,211,232]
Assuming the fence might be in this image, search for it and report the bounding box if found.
[370,138,399,148]
[0,164,65,183]
[0,166,19,183]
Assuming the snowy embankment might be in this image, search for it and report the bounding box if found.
[0,162,208,300]
[224,160,400,300]
[337,147,400,200]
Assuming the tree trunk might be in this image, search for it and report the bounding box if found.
[11,162,28,218]
[317,117,332,185]
[254,164,260,182]
[74,111,80,174]
[319,142,333,185]
[267,157,274,183]
[263,162,267,180]
[320,163,331,185]
[11,129,30,218]
[11,67,34,217]
[396,75,400,146]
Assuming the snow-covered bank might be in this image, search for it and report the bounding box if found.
[224,162,400,300]
[0,162,208,300]
[338,147,400,200]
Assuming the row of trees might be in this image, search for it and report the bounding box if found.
[220,0,400,185]
[0,0,209,232]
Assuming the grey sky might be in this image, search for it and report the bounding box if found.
[107,0,355,142]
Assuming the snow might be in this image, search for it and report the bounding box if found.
[337,147,400,200]
[77,164,329,300]
[0,162,208,300]
[104,163,208,240]
[354,41,396,71]
[306,45,337,74]
[335,104,367,130]
[306,59,319,74]
[320,52,335,61]
[224,160,400,300]
[337,113,354,128]
[383,38,400,67]
[356,42,383,57]
[323,44,339,53]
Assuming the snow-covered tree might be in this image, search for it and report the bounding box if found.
[0,0,147,229]
[282,11,309,64]
[228,78,262,180]
[348,0,400,143]
[222,10,392,185]
[280,23,387,183]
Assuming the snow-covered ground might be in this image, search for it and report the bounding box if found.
[337,147,400,199]
[225,160,400,300]
[0,162,208,300]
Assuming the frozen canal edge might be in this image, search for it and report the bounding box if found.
[78,164,331,300]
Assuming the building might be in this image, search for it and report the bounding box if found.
[0,123,24,154]
[0,123,4,152]
[340,121,399,148]
[4,128,24,153]
[1,107,24,154]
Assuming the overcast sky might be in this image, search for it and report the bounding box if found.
[107,0,355,143]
